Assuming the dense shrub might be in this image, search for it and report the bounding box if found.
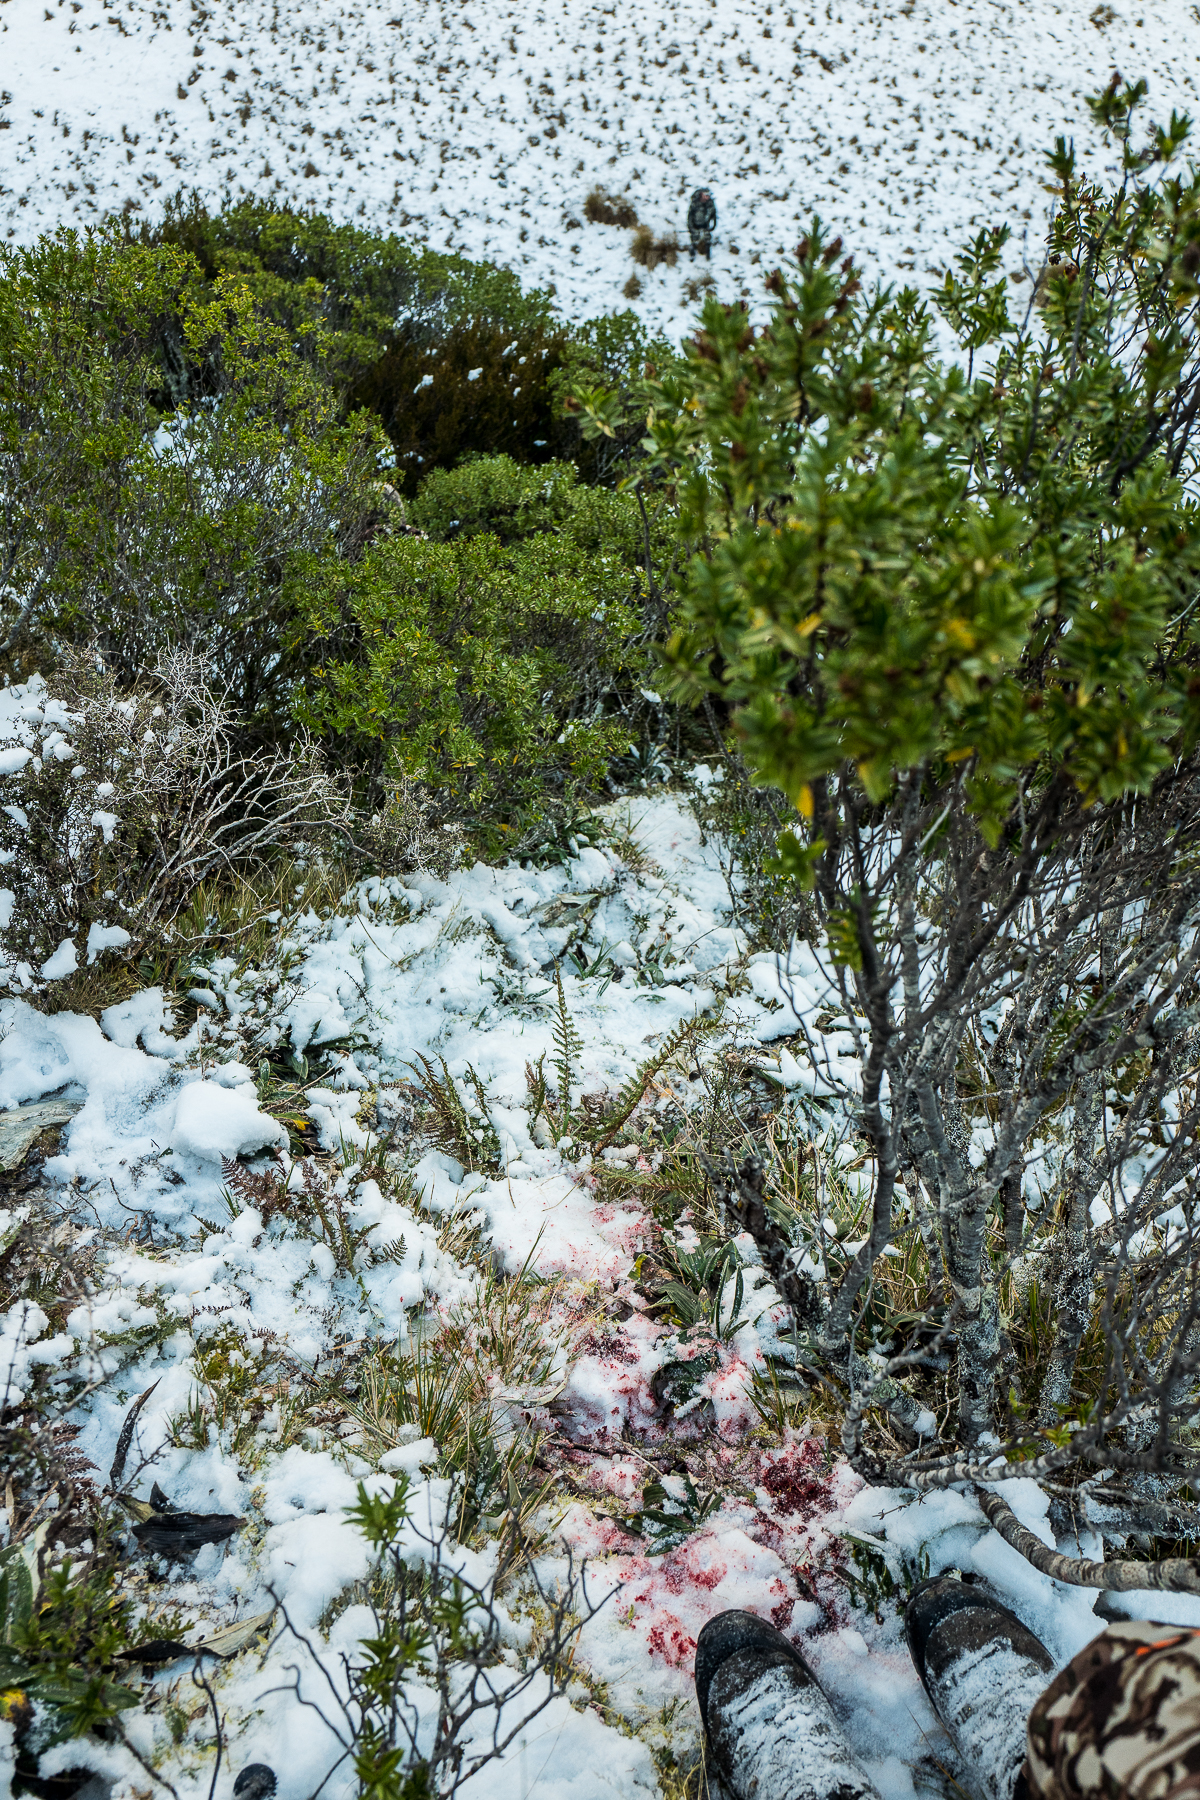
[0,229,382,718]
[408,453,655,559]
[292,498,643,824]
[349,314,574,493]
[571,84,1200,1534]
[630,227,680,270]
[130,192,560,392]
[132,195,594,491]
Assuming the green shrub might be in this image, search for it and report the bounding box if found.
[130,193,560,391]
[131,196,588,488]
[408,453,653,561]
[0,229,382,716]
[349,315,575,493]
[292,521,641,826]
[571,84,1200,1499]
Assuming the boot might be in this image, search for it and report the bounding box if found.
[695,1610,883,1800]
[904,1577,1055,1800]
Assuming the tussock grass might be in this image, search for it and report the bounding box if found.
[630,226,680,271]
[584,186,639,228]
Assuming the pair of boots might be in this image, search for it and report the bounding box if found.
[696,1576,1099,1800]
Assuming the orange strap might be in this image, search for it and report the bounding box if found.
[1133,1630,1200,1656]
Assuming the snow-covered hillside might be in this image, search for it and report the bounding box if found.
[2,0,1198,334]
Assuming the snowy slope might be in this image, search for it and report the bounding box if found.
[2,0,1198,336]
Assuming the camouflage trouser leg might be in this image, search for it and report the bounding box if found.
[1025,1617,1200,1799]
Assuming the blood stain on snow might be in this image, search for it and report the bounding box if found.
[646,1619,697,1667]
[759,1438,835,1518]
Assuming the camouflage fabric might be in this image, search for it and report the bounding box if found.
[687,188,716,256]
[1025,1617,1200,1800]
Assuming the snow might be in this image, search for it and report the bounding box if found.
[86,921,133,964]
[0,778,1147,1799]
[39,936,78,980]
[170,1079,289,1160]
[0,0,1196,338]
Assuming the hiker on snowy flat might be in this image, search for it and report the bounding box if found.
[696,1576,1200,1800]
[687,187,716,259]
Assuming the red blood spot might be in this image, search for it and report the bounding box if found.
[760,1444,834,1517]
[647,1620,697,1667]
[771,1596,796,1630]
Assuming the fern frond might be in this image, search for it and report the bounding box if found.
[525,1054,549,1129]
[408,1052,480,1171]
[553,968,583,1123]
[587,1012,723,1152]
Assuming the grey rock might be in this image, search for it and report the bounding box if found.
[0,1096,82,1171]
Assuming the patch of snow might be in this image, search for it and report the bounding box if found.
[40,937,78,980]
[170,1079,288,1161]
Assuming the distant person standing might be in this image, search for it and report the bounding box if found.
[688,187,717,259]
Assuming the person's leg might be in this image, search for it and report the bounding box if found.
[696,1610,883,1800]
[1024,1618,1200,1800]
[905,1577,1056,1800]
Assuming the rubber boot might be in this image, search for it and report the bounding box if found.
[905,1577,1055,1800]
[696,1610,883,1800]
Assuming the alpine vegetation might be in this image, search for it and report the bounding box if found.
[5,56,1200,1800]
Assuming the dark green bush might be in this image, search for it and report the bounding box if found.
[349,315,574,493]
[292,511,642,825]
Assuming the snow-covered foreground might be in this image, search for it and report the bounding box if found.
[6,748,1200,1800]
[1,0,1197,334]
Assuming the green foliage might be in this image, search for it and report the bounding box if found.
[408,1054,502,1173]
[340,1476,600,1799]
[345,1480,484,1798]
[570,85,1200,857]
[553,310,679,482]
[292,500,641,821]
[623,1471,720,1554]
[654,1235,747,1337]
[551,969,584,1125]
[586,1013,722,1151]
[409,453,655,563]
[0,226,382,712]
[130,192,559,394]
[0,1537,140,1753]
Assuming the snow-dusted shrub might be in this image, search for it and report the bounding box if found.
[0,651,353,990]
[360,777,464,883]
[278,1477,608,1800]
[574,84,1200,1588]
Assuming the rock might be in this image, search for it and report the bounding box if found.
[0,1096,82,1171]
